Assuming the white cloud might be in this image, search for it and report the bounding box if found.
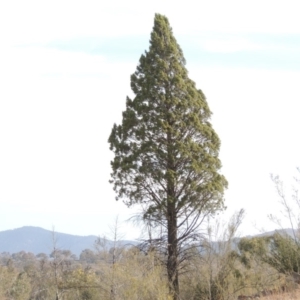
[199,37,262,53]
[1,46,115,78]
[1,0,300,49]
[7,42,135,90]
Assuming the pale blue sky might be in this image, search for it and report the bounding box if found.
[1,0,300,239]
[21,33,300,71]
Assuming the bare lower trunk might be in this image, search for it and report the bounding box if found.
[166,126,179,299]
[167,202,179,300]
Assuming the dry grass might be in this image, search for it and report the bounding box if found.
[261,288,300,300]
[237,287,300,299]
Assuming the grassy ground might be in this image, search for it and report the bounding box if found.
[262,288,300,299]
[237,288,300,299]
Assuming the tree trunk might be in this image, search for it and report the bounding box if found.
[167,201,179,299]
[166,124,179,299]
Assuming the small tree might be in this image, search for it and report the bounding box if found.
[109,13,227,299]
[183,209,245,300]
[251,170,300,284]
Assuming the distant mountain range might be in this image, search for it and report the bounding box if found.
[0,226,295,257]
[0,226,136,257]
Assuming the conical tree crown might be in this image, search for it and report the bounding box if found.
[109,13,227,214]
[109,15,227,298]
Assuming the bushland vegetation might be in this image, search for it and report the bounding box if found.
[2,207,300,300]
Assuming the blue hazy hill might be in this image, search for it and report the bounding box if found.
[0,226,135,256]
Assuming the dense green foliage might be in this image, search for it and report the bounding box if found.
[109,13,227,298]
[109,14,227,223]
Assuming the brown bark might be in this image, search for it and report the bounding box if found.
[167,200,179,299]
[167,128,179,300]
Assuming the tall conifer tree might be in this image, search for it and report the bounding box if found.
[109,14,227,299]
